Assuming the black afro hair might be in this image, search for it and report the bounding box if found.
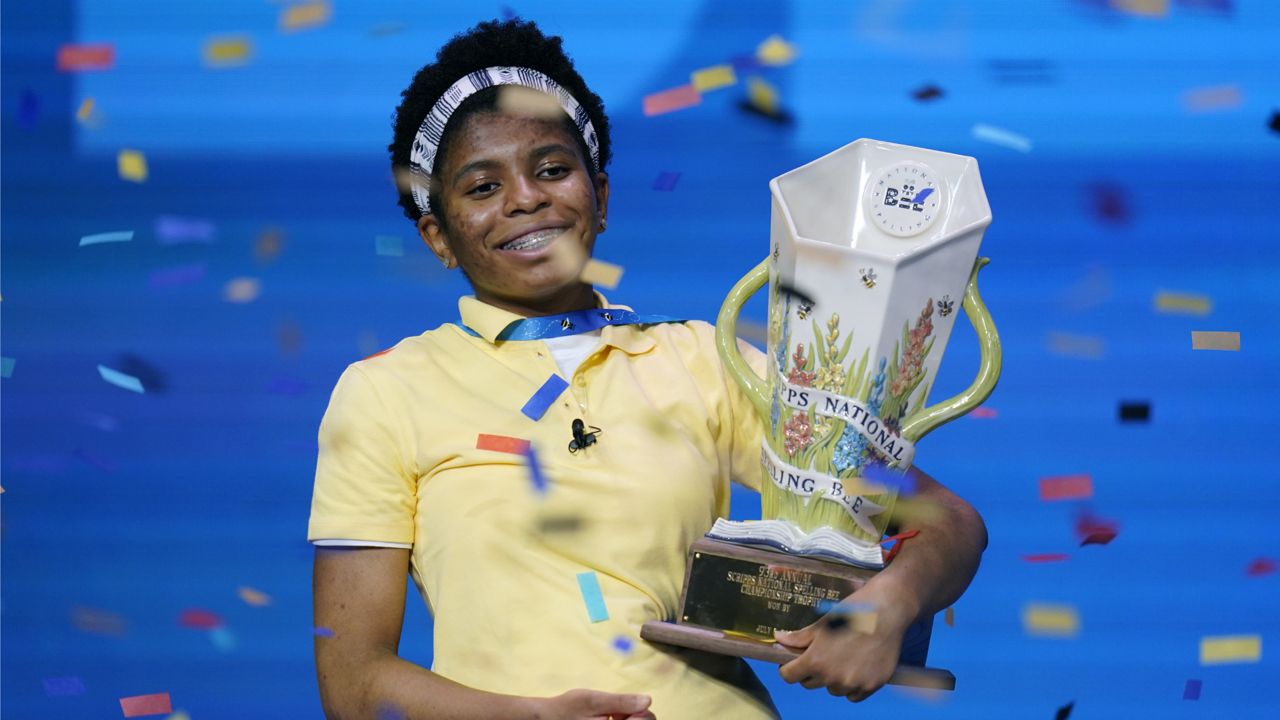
[388,18,612,224]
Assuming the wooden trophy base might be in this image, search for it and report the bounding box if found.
[639,537,956,691]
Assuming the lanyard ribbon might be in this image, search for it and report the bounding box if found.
[459,308,684,341]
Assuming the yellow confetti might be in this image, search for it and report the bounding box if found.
[1022,603,1080,637]
[497,85,562,119]
[747,76,780,116]
[1191,330,1240,351]
[238,586,272,607]
[255,227,284,263]
[944,607,955,627]
[280,1,333,32]
[1200,634,1261,665]
[690,64,737,92]
[756,34,797,66]
[1154,290,1211,316]
[203,35,252,67]
[77,97,95,122]
[165,711,192,720]
[579,259,623,290]
[1110,0,1169,16]
[117,149,148,183]
[223,277,261,303]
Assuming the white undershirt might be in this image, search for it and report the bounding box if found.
[311,331,604,549]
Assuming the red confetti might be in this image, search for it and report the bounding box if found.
[970,406,999,419]
[119,692,172,717]
[177,608,223,629]
[1039,474,1093,501]
[56,43,116,72]
[1075,513,1119,545]
[642,85,701,117]
[475,433,530,455]
[1245,557,1277,577]
[1023,553,1070,563]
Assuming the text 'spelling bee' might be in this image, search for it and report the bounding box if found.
[937,295,954,317]
[860,267,878,289]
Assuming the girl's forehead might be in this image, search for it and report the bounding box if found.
[449,112,583,162]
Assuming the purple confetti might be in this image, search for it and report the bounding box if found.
[154,215,217,244]
[267,375,308,396]
[1183,679,1202,700]
[652,171,681,192]
[612,635,633,654]
[18,89,40,129]
[313,626,335,638]
[149,263,207,289]
[43,676,87,697]
[730,54,763,72]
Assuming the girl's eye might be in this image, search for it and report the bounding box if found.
[467,181,498,195]
[540,165,569,178]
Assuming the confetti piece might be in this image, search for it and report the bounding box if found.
[165,712,192,720]
[580,258,623,290]
[1154,290,1211,316]
[1183,83,1242,113]
[1046,331,1104,359]
[1089,183,1130,224]
[756,34,797,66]
[44,676,87,697]
[988,58,1057,84]
[255,227,285,263]
[178,608,223,630]
[210,626,237,651]
[1183,679,1202,700]
[1022,603,1080,637]
[1055,701,1075,720]
[98,364,145,393]
[911,84,944,102]
[972,123,1032,153]
[223,277,261,303]
[1039,474,1093,501]
[735,320,768,348]
[281,1,333,32]
[537,513,585,534]
[611,635,634,654]
[278,320,304,355]
[1245,557,1277,577]
[861,462,916,495]
[523,443,549,494]
[819,603,878,633]
[1199,634,1261,664]
[944,607,955,627]
[203,35,252,67]
[313,626,335,638]
[72,605,128,636]
[376,702,408,720]
[521,375,569,421]
[57,43,115,72]
[643,85,701,117]
[746,75,780,116]
[113,354,167,392]
[1,356,14,378]
[1111,0,1169,15]
[691,64,737,92]
[375,235,404,257]
[576,571,609,622]
[238,586,272,606]
[118,150,148,182]
[652,171,681,191]
[77,97,95,121]
[1191,330,1239,351]
[1118,400,1150,423]
[155,215,216,244]
[970,406,998,419]
[476,433,530,455]
[18,88,40,129]
[1269,110,1280,134]
[368,22,407,36]
[121,692,173,717]
[80,230,134,247]
[149,263,207,289]
[1023,553,1070,563]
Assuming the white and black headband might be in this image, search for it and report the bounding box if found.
[407,66,601,215]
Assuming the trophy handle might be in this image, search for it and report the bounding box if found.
[715,259,772,422]
[900,257,1001,443]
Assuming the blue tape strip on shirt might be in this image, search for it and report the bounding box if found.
[576,571,609,623]
[522,375,569,420]
[458,308,684,341]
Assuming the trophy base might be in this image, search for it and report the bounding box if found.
[639,620,955,690]
[639,537,955,690]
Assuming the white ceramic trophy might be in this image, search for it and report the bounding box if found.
[641,140,999,688]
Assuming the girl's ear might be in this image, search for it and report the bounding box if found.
[418,213,454,269]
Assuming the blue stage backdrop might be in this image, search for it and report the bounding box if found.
[3,1,1278,718]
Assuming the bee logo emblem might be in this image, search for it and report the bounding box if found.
[860,267,878,289]
[937,295,954,317]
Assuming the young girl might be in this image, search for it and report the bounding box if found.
[310,19,986,720]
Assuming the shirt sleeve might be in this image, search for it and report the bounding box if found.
[308,365,417,545]
[723,338,769,492]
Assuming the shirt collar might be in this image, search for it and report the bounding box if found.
[456,293,657,355]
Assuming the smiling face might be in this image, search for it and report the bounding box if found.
[418,108,609,317]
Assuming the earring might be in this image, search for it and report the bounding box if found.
[441,257,453,269]
[598,218,608,231]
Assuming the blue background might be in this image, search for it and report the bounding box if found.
[3,1,1278,717]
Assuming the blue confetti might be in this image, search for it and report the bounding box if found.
[18,89,40,129]
[612,635,634,654]
[313,626,335,638]
[97,364,145,393]
[210,626,237,652]
[375,235,404,257]
[79,230,134,247]
[652,171,681,191]
[43,676,86,697]
[576,571,609,623]
[523,443,549,494]
[1,356,15,378]
[521,374,568,421]
[1183,679,1202,700]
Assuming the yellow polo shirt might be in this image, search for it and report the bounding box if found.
[308,295,778,718]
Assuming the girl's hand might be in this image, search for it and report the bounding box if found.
[535,689,656,719]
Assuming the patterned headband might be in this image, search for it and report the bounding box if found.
[407,66,601,215]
